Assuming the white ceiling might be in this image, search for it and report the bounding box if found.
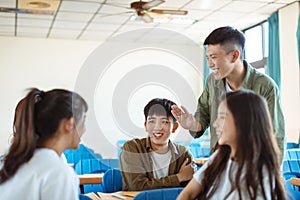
[0,0,297,44]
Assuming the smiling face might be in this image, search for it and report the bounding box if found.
[145,114,175,148]
[206,44,236,80]
[213,101,237,152]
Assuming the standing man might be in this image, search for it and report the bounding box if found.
[171,26,285,156]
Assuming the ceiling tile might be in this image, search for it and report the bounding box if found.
[79,30,113,41]
[55,11,94,21]
[86,22,121,31]
[0,16,15,25]
[92,14,132,23]
[220,1,268,13]
[0,25,14,34]
[17,26,49,37]
[59,1,100,13]
[17,18,53,28]
[49,28,82,39]
[204,11,245,22]
[0,0,16,7]
[186,9,212,19]
[98,4,130,14]
[256,2,286,14]
[185,0,231,10]
[52,20,87,29]
[16,13,54,20]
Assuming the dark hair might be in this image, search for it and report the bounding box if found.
[0,88,88,184]
[204,26,245,59]
[197,90,286,200]
[144,98,176,123]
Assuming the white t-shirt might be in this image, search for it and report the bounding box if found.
[194,151,273,200]
[0,148,79,200]
[151,150,171,179]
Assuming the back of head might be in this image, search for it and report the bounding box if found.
[144,98,176,123]
[204,26,245,59]
[0,88,88,184]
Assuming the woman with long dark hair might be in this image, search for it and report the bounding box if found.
[0,88,88,200]
[177,90,286,200]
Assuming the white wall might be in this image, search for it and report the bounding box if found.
[279,2,300,142]
[0,37,99,154]
[0,29,203,158]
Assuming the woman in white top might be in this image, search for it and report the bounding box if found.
[0,88,88,200]
[177,90,286,200]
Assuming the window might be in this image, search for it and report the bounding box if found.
[243,22,268,73]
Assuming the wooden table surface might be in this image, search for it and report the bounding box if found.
[194,157,209,165]
[78,173,103,185]
[290,177,300,187]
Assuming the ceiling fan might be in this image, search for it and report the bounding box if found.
[106,0,188,23]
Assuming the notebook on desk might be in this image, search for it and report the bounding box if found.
[84,191,139,200]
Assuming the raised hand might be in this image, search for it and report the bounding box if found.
[171,105,196,130]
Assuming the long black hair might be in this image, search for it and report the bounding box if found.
[0,88,88,184]
[197,90,286,200]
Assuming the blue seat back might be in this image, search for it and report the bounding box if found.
[101,158,120,169]
[64,144,102,164]
[102,168,123,193]
[74,159,110,175]
[285,179,300,200]
[79,194,93,200]
[133,188,184,200]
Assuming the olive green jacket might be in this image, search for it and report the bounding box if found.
[119,137,192,191]
[193,61,285,154]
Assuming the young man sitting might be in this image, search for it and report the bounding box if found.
[120,98,195,191]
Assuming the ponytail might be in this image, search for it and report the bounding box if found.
[0,89,43,183]
[0,88,87,184]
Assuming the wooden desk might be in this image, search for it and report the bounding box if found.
[290,177,300,190]
[78,173,103,193]
[194,157,209,165]
[78,173,103,185]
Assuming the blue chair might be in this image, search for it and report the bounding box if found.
[64,144,102,164]
[286,179,300,200]
[74,159,110,175]
[287,142,299,149]
[101,158,120,169]
[79,194,92,200]
[133,187,184,200]
[102,168,123,193]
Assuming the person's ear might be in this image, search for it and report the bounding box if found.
[232,50,240,63]
[144,121,148,131]
[171,122,179,133]
[65,117,75,132]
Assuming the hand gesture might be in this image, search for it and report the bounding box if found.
[171,105,196,130]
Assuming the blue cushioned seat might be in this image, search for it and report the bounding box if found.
[133,187,184,200]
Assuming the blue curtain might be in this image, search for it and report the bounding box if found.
[297,14,300,66]
[203,46,210,88]
[267,12,281,89]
